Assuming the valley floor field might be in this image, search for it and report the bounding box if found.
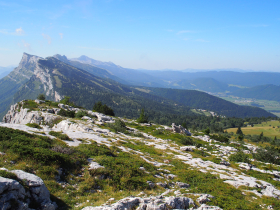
[221,96,280,117]
[226,120,280,138]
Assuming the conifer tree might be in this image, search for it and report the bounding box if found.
[236,126,243,135]
[137,109,148,123]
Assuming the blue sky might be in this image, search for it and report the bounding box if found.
[0,0,279,71]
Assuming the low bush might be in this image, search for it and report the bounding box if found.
[253,147,280,165]
[107,119,127,133]
[209,134,229,143]
[0,127,81,169]
[75,110,88,118]
[93,101,114,116]
[26,123,42,129]
[49,131,70,140]
[57,109,75,118]
[181,137,195,145]
[22,100,39,110]
[229,151,251,164]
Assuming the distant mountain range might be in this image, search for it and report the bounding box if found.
[0,53,275,121]
[70,55,280,95]
[0,66,15,79]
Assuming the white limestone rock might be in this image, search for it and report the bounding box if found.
[197,194,215,204]
[81,196,194,210]
[87,159,105,170]
[171,123,191,136]
[180,146,196,151]
[196,204,223,210]
[0,169,57,210]
[176,182,190,188]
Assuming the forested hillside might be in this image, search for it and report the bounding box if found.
[139,87,275,118]
[232,84,280,102]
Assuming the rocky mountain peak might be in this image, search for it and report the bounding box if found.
[20,52,41,68]
[53,54,68,62]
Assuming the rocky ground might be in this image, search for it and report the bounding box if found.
[0,100,280,210]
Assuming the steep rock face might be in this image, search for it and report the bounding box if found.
[0,53,42,119]
[7,53,41,84]
[0,168,57,210]
[14,57,63,103]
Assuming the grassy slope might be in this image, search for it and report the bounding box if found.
[1,101,280,209]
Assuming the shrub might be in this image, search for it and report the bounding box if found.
[22,100,39,110]
[181,137,195,145]
[75,110,88,118]
[210,134,229,143]
[203,128,210,135]
[47,117,63,127]
[57,109,75,118]
[93,101,114,116]
[37,94,45,100]
[49,131,70,140]
[229,151,251,164]
[108,119,127,133]
[253,147,280,165]
[26,123,42,129]
[0,127,80,169]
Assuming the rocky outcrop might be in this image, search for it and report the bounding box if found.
[82,196,195,210]
[0,168,57,210]
[171,123,191,136]
[2,101,60,125]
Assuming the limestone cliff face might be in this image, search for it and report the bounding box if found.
[7,52,41,83]
[14,54,63,102]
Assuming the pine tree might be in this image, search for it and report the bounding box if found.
[137,109,148,123]
[236,126,243,135]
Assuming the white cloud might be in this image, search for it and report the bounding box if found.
[0,27,25,36]
[177,30,196,34]
[42,33,52,44]
[59,33,63,39]
[15,27,24,35]
[18,40,32,51]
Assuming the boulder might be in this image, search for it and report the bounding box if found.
[197,194,215,204]
[176,182,190,188]
[146,181,155,188]
[0,169,57,210]
[156,182,168,188]
[171,123,191,136]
